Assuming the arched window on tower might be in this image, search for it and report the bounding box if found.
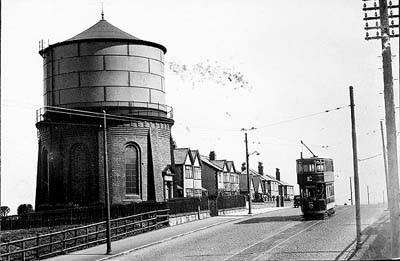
[125,144,140,196]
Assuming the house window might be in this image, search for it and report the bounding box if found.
[185,165,193,179]
[186,188,194,197]
[125,145,140,195]
[194,166,201,179]
[223,173,229,182]
[194,189,202,197]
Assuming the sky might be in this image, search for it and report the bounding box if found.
[1,0,399,214]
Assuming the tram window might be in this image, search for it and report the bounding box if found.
[325,160,334,172]
[297,162,303,173]
[305,187,316,198]
[316,184,325,199]
[302,163,315,173]
[316,162,324,172]
[326,184,335,197]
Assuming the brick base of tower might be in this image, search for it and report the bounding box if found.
[35,118,172,210]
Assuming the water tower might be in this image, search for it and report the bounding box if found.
[35,16,174,209]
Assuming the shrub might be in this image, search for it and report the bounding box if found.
[0,206,10,217]
[17,204,33,215]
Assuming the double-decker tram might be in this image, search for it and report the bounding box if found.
[296,141,335,218]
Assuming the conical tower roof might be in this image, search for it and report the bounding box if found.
[67,19,141,41]
[40,18,167,54]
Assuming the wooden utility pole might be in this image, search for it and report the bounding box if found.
[380,0,400,256]
[349,177,353,205]
[103,111,112,254]
[380,120,391,209]
[363,1,400,256]
[245,132,252,215]
[367,186,370,205]
[349,86,362,248]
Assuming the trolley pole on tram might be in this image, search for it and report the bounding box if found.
[103,111,112,254]
[349,86,362,248]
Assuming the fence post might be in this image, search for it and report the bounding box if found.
[36,234,40,259]
[197,205,201,220]
[62,231,66,253]
[22,241,26,261]
[50,234,53,254]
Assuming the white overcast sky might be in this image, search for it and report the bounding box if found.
[1,0,399,213]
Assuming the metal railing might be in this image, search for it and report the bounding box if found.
[0,209,169,261]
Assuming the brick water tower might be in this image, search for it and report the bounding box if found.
[35,15,173,210]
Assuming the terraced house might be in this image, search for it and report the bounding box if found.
[208,152,239,195]
[172,148,203,198]
[200,152,224,197]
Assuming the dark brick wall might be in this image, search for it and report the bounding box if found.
[172,165,183,198]
[201,163,217,196]
[36,119,172,209]
[36,122,99,209]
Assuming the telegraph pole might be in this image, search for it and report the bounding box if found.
[367,186,370,205]
[380,120,391,209]
[103,111,112,254]
[242,127,256,215]
[349,177,353,205]
[245,132,252,215]
[349,86,362,248]
[363,1,400,256]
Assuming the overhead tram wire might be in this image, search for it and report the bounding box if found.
[174,104,351,133]
[39,104,350,134]
[255,105,350,130]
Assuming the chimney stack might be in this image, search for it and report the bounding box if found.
[209,151,216,161]
[258,162,264,175]
[275,168,281,181]
[241,162,246,171]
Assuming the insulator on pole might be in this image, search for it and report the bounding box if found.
[364,3,367,8]
[376,21,379,26]
[365,13,368,18]
[376,31,380,36]
[375,11,378,17]
[366,22,369,27]
[391,20,394,25]
[366,32,370,37]
[374,2,377,7]
[389,0,392,6]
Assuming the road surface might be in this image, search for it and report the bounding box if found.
[107,204,385,261]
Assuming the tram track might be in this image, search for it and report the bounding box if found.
[224,206,354,261]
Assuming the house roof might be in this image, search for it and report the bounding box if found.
[240,168,294,187]
[211,160,226,169]
[173,148,190,165]
[226,161,236,172]
[200,156,223,171]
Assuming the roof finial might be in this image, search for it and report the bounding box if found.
[101,2,104,20]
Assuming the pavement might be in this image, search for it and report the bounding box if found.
[353,209,400,260]
[48,203,290,261]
